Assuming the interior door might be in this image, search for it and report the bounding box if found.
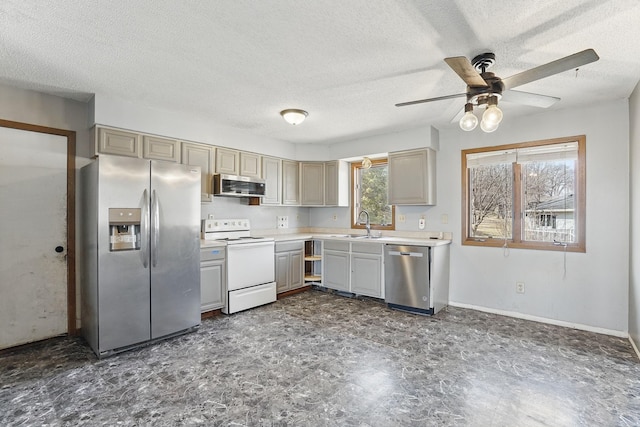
[0,126,69,349]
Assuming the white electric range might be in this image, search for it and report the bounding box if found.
[202,219,276,314]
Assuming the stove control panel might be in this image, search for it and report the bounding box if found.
[202,218,250,232]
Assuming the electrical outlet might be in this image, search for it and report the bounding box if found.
[277,216,289,229]
[516,282,525,294]
[332,214,337,221]
[441,214,449,224]
[399,215,406,223]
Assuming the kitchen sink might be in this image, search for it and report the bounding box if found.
[326,234,383,239]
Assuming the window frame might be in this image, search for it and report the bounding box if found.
[461,135,586,252]
[351,158,395,230]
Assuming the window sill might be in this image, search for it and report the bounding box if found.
[462,238,585,253]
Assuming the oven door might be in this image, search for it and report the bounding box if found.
[227,241,275,291]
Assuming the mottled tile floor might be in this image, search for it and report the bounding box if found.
[1,290,639,426]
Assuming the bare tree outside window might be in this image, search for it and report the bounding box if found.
[462,136,585,252]
[351,159,395,230]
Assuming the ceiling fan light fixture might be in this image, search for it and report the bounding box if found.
[459,103,478,131]
[482,96,503,125]
[480,118,499,133]
[280,109,308,125]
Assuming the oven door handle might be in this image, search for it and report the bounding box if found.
[227,241,274,250]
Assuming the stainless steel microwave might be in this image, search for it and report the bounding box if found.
[213,174,266,197]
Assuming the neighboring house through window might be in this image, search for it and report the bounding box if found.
[461,135,585,252]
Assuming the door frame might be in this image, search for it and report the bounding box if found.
[0,118,77,335]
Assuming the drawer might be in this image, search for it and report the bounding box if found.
[201,247,225,262]
[352,242,383,254]
[323,240,350,252]
[275,240,304,253]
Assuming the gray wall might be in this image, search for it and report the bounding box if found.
[630,81,640,352]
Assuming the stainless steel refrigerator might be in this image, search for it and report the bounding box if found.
[80,155,201,357]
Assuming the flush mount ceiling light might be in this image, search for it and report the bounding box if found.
[361,157,372,169]
[280,109,308,125]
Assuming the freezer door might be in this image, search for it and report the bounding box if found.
[150,161,201,339]
[384,245,430,310]
[98,155,151,353]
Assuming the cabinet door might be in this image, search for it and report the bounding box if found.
[351,253,382,298]
[282,160,300,205]
[324,160,349,207]
[262,156,281,205]
[388,148,436,205]
[322,250,350,292]
[289,250,304,290]
[181,142,215,202]
[216,148,239,175]
[240,152,261,178]
[97,127,140,158]
[275,252,290,293]
[201,259,225,312]
[143,135,179,162]
[324,161,338,206]
[300,162,324,206]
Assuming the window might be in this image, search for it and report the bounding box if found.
[462,136,585,252]
[351,159,395,230]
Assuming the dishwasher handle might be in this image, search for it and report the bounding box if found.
[388,250,424,257]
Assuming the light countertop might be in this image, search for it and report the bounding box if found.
[263,233,451,247]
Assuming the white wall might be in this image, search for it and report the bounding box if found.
[0,84,91,155]
[92,93,296,159]
[438,100,630,335]
[629,82,640,347]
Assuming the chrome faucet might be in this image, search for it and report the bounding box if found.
[358,210,371,238]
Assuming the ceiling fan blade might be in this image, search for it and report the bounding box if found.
[450,107,465,124]
[502,48,599,90]
[444,56,489,87]
[501,90,560,108]
[395,93,466,107]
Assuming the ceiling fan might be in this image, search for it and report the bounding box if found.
[395,49,600,132]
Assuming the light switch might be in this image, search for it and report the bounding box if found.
[418,218,425,229]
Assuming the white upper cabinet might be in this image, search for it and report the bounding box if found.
[300,162,325,206]
[96,127,140,158]
[239,152,261,178]
[324,160,349,207]
[388,148,436,205]
[282,160,300,206]
[261,156,281,205]
[215,147,240,175]
[142,135,180,163]
[181,142,215,202]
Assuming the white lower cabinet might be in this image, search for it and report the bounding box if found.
[200,247,226,312]
[322,240,384,297]
[275,241,304,293]
[322,240,350,292]
[350,243,383,298]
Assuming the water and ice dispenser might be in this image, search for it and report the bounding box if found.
[108,208,141,251]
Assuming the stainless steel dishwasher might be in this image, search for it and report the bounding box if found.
[384,244,432,314]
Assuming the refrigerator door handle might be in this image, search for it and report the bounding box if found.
[140,189,149,268]
[151,189,160,267]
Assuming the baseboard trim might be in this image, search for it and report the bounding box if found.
[629,335,640,361]
[448,301,628,338]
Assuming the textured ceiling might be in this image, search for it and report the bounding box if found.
[1,0,640,144]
